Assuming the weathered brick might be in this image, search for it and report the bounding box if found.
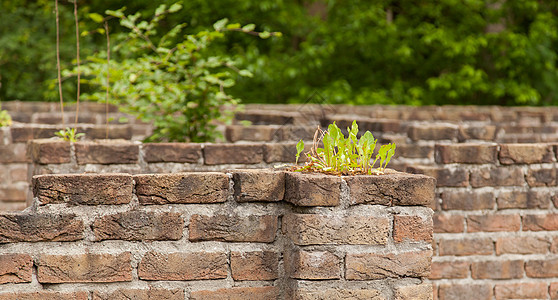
[407,166,468,187]
[263,142,298,163]
[526,168,557,187]
[346,250,431,280]
[525,257,558,278]
[435,144,497,164]
[286,250,341,280]
[346,172,436,206]
[471,260,523,279]
[523,214,558,231]
[0,186,26,202]
[0,144,28,163]
[294,289,385,300]
[499,144,555,164]
[190,287,278,300]
[441,191,494,210]
[470,167,524,187]
[433,213,464,233]
[10,127,34,143]
[438,284,492,300]
[33,173,133,205]
[83,125,133,140]
[138,251,227,281]
[134,173,228,205]
[92,211,183,241]
[231,251,278,281]
[143,143,202,163]
[232,169,285,202]
[496,236,550,255]
[0,213,83,243]
[497,190,551,209]
[397,144,434,159]
[0,254,32,284]
[283,214,389,245]
[458,125,496,141]
[0,292,88,300]
[92,289,183,300]
[495,283,548,300]
[429,261,469,279]
[408,124,458,141]
[37,252,132,283]
[550,282,558,299]
[393,215,433,243]
[75,141,139,164]
[394,283,433,300]
[285,172,341,206]
[9,165,27,182]
[438,238,493,256]
[203,144,264,165]
[28,139,71,164]
[189,215,277,243]
[225,125,277,142]
[468,214,521,232]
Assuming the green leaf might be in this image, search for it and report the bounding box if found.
[213,18,229,31]
[295,139,304,164]
[155,4,167,16]
[242,24,256,32]
[226,23,241,30]
[88,13,104,23]
[259,31,271,39]
[239,70,253,77]
[168,3,182,13]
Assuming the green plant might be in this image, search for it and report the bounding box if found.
[0,107,12,127]
[294,121,396,175]
[55,127,84,142]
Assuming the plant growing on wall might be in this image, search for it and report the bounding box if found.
[0,105,11,127]
[294,120,396,175]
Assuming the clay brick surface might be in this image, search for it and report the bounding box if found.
[499,144,554,164]
[523,213,558,231]
[75,141,139,164]
[525,257,558,278]
[0,144,28,163]
[435,144,497,164]
[467,214,521,232]
[92,289,183,300]
[83,125,133,140]
[408,124,458,141]
[287,250,341,280]
[526,168,557,187]
[438,238,493,256]
[393,215,433,243]
[550,282,558,299]
[0,186,26,202]
[189,214,277,243]
[394,283,433,300]
[470,167,524,187]
[0,254,32,284]
[397,144,434,159]
[283,214,389,245]
[438,284,492,300]
[134,173,228,205]
[190,287,278,300]
[346,172,436,206]
[0,292,88,300]
[441,191,494,210]
[345,250,432,280]
[407,166,468,187]
[433,213,464,233]
[231,251,278,281]
[263,142,298,163]
[138,251,227,281]
[28,139,71,164]
[285,172,341,206]
[0,213,83,243]
[92,211,183,241]
[232,169,285,202]
[458,125,496,141]
[294,289,385,300]
[471,260,524,279]
[225,125,276,142]
[10,127,34,143]
[429,261,468,279]
[496,236,550,254]
[37,252,132,283]
[33,173,132,205]
[497,191,551,209]
[203,144,264,165]
[494,282,548,300]
[143,143,202,163]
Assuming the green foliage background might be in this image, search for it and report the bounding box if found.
[2,0,558,106]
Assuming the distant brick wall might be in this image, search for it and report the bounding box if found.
[0,170,435,299]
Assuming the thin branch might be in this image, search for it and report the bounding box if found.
[55,0,65,126]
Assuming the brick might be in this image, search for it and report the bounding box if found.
[75,141,139,164]
[92,289,183,300]
[285,172,341,206]
[523,214,558,231]
[429,261,469,279]
[433,213,464,233]
[83,125,133,140]
[139,251,227,281]
[294,289,385,300]
[283,214,389,245]
[33,173,133,205]
[438,238,493,256]
[0,213,83,243]
[143,143,202,163]
[553,237,558,253]
[231,251,278,281]
[263,142,298,163]
[278,125,318,141]
[346,172,436,206]
[435,144,497,164]
[190,287,278,300]
[408,124,458,141]
[525,257,558,277]
[235,109,296,125]
[0,292,88,300]
[9,165,27,182]
[458,125,496,141]
[0,186,27,202]
[345,250,431,280]
[0,254,32,284]
[470,167,524,187]
[225,125,276,142]
[526,168,557,187]
[471,260,523,279]
[499,144,554,164]
[497,190,551,209]
[441,191,494,210]
[203,144,264,165]
[189,214,277,243]
[438,284,492,300]
[134,173,228,205]
[28,139,71,164]
[407,166,468,187]
[0,144,28,163]
[397,144,434,159]
[468,214,521,232]
[495,283,548,300]
[551,282,558,299]
[393,215,433,243]
[232,169,285,202]
[10,127,34,142]
[37,252,132,283]
[496,236,550,254]
[92,211,183,241]
[394,283,433,300]
[286,250,341,280]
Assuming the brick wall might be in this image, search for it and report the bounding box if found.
[0,170,434,299]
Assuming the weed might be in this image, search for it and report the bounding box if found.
[55,127,84,142]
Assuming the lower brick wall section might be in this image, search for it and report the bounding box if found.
[0,170,434,299]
